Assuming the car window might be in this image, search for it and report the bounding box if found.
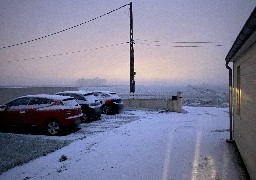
[28,98,53,105]
[8,97,31,107]
[73,94,85,101]
[93,92,99,96]
[84,92,94,96]
[101,93,110,97]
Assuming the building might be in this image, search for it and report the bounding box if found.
[225,7,256,180]
[76,77,107,87]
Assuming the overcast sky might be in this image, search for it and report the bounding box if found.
[0,0,255,86]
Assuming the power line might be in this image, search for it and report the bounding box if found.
[136,39,232,47]
[1,38,232,64]
[0,4,129,50]
[0,41,129,64]
[172,41,213,44]
[173,45,201,48]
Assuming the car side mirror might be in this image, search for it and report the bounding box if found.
[0,105,7,111]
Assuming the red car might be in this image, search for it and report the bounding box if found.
[0,94,83,135]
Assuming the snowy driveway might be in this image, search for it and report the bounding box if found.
[0,107,248,180]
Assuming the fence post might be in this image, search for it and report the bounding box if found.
[176,91,182,113]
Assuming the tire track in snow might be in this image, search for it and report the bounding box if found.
[161,130,173,180]
[191,131,202,180]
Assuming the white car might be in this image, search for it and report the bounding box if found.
[92,91,124,114]
[56,91,102,121]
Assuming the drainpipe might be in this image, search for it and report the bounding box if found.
[226,62,234,143]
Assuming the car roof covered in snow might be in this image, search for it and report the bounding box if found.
[24,94,73,100]
[56,90,93,96]
[93,90,116,94]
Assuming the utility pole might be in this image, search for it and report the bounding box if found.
[130,2,135,93]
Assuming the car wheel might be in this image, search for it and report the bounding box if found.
[103,106,110,115]
[81,114,87,123]
[46,120,61,135]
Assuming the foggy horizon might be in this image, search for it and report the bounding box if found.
[0,77,228,88]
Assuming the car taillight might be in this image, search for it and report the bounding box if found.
[64,110,72,115]
[105,99,111,105]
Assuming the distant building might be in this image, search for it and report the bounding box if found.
[225,7,256,180]
[76,77,107,87]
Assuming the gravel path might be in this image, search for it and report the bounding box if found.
[0,133,71,175]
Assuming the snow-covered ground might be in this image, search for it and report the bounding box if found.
[0,106,248,180]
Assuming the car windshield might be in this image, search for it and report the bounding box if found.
[102,93,111,97]
[109,93,119,98]
[61,98,79,107]
[83,94,98,103]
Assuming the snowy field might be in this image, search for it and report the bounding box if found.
[0,106,249,180]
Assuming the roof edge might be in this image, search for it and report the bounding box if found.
[225,7,256,63]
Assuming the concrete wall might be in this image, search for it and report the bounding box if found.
[0,87,78,105]
[123,92,182,112]
[233,42,256,180]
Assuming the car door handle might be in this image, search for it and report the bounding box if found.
[20,111,26,114]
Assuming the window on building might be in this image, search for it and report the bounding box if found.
[236,65,241,114]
